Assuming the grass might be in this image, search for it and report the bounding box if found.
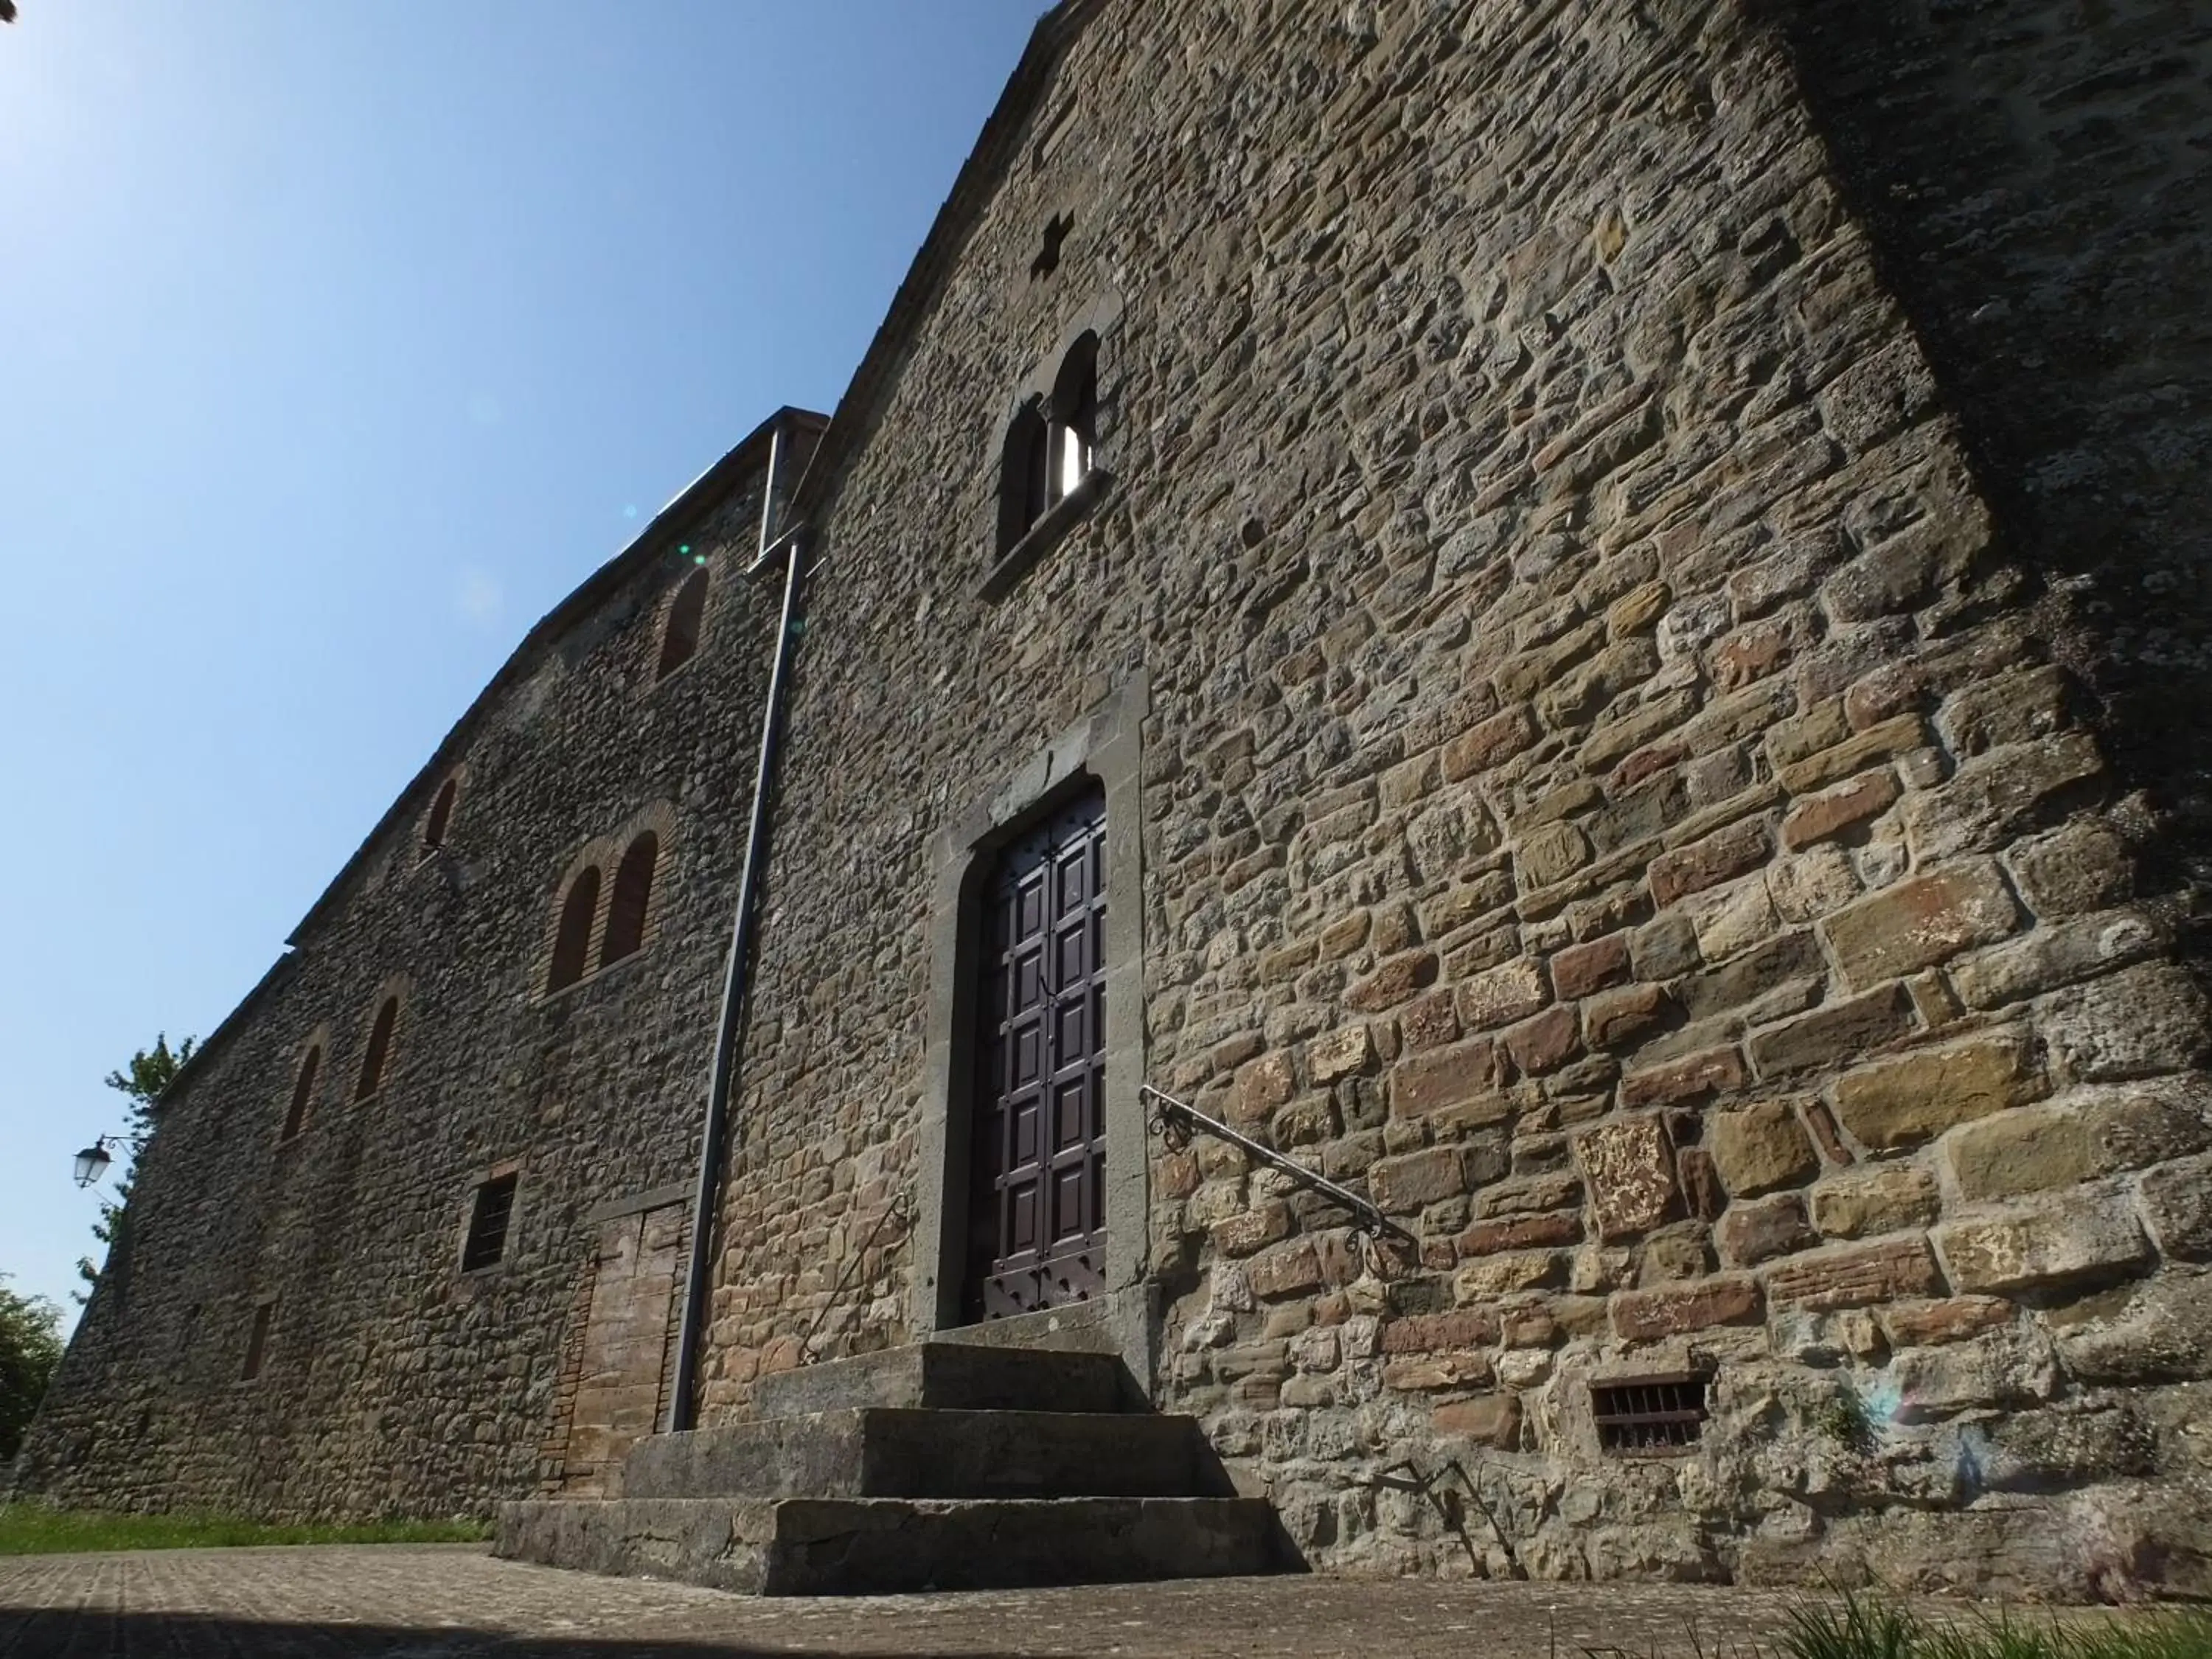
[1774,1596,2212,1659]
[0,1502,492,1555]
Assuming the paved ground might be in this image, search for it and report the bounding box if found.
[0,1543,1851,1657]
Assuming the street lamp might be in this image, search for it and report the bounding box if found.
[72,1136,119,1189]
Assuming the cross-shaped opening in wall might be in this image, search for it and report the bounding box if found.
[1031,211,1074,280]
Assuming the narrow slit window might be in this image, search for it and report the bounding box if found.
[422,775,459,855]
[355,996,398,1101]
[1050,332,1099,503]
[657,567,709,681]
[998,403,1051,554]
[281,1045,320,1141]
[1591,1373,1710,1453]
[600,832,658,967]
[549,867,600,991]
[241,1301,275,1381]
[462,1173,518,1272]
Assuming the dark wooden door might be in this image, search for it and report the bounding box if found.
[968,785,1107,1320]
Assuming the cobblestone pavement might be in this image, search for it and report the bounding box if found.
[0,1544,1868,1657]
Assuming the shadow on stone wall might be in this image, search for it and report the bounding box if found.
[1759,0,2212,943]
[0,1610,1071,1659]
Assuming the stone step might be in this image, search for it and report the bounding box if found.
[622,1408,1216,1501]
[747,1341,1129,1420]
[497,1494,1285,1596]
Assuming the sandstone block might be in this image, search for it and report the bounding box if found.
[1936,1192,2150,1294]
[1391,1039,1502,1117]
[1459,958,1548,1032]
[2040,962,2211,1083]
[1650,818,1770,907]
[1503,1005,1581,1075]
[2004,818,2132,920]
[1681,877,1780,962]
[1877,1296,2014,1349]
[1585,982,1667,1049]
[1515,821,1592,889]
[2050,1271,2212,1385]
[1382,1353,1491,1392]
[1621,1045,1746,1109]
[1380,1308,1500,1354]
[1399,989,1461,1052]
[1717,1193,1816,1267]
[1819,860,2019,990]
[1346,949,1439,1012]
[1232,1052,1296,1126]
[1575,1116,1680,1240]
[1605,580,1671,638]
[1936,665,2070,759]
[1709,1100,1820,1197]
[1885,1326,2057,1422]
[1762,1236,1941,1310]
[1370,1147,1467,1214]
[1214,1200,1293,1259]
[1307,1024,1375,1084]
[1553,933,1630,999]
[1902,734,2107,863]
[1767,846,1862,925]
[1747,984,1916,1078]
[1442,705,1538,782]
[1430,1392,1521,1447]
[1949,909,2159,1011]
[1456,1210,1581,1258]
[1775,714,1924,795]
[2140,1153,2212,1262]
[1830,1029,2037,1150]
[1611,1276,1763,1342]
[1809,1164,1941,1239]
[1944,1084,2210,1203]
[1676,930,1826,1024]
[1782,769,1899,851]
[1453,1253,1565,1300]
[1632,913,1701,981]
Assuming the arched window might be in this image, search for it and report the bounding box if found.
[355,997,399,1101]
[657,567,709,681]
[998,403,1052,554]
[421,775,459,856]
[280,1045,320,1141]
[1050,332,1099,501]
[549,866,599,992]
[600,833,659,967]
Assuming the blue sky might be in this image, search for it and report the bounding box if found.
[0,1,1045,1323]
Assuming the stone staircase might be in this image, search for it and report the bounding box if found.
[496,1341,1288,1595]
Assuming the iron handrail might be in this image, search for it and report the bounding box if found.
[1138,1083,1417,1246]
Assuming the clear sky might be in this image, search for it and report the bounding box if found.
[0,1,1046,1324]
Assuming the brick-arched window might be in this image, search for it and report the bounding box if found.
[549,866,600,992]
[280,1044,320,1141]
[600,833,658,967]
[421,774,459,855]
[657,567,709,681]
[355,997,399,1101]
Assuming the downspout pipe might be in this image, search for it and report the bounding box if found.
[667,434,808,1433]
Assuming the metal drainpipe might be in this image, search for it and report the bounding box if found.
[666,432,807,1434]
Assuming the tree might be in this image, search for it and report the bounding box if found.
[75,1034,197,1303]
[1,1275,63,1461]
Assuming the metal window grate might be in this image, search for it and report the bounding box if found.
[462,1174,518,1273]
[1591,1373,1709,1453]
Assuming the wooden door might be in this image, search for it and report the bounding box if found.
[968,785,1107,1319]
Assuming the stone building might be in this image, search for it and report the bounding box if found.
[14,0,2212,1600]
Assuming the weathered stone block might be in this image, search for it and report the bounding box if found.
[1762,1236,1941,1310]
[1575,1116,1680,1240]
[1585,982,1667,1049]
[2140,1154,2212,1262]
[1453,1252,1565,1299]
[1676,931,1826,1024]
[1459,959,1550,1032]
[1214,1200,1294,1259]
[1391,1039,1502,1118]
[1345,949,1439,1012]
[1943,1084,2210,1203]
[1899,734,2104,863]
[1245,1238,1325,1299]
[1430,1393,1521,1447]
[1717,1194,1815,1267]
[1379,1308,1499,1354]
[1456,1210,1580,1258]
[1877,1296,2015,1349]
[1515,821,1591,889]
[1936,1192,2150,1294]
[1503,1005,1581,1075]
[1610,1276,1763,1342]
[2040,962,2211,1083]
[1231,1052,1296,1126]
[2004,818,2132,920]
[1949,910,2159,1010]
[1830,1029,2038,1150]
[1681,877,1781,963]
[1885,1326,2056,1421]
[1781,769,1899,851]
[1307,1024,1374,1085]
[1709,1100,1820,1197]
[1552,933,1630,1000]
[1370,1147,1467,1213]
[1808,1164,1941,1239]
[1936,666,2070,759]
[1775,714,1924,795]
[1621,1045,1746,1109]
[1441,705,1537,782]
[1818,860,2018,990]
[2050,1272,2212,1385]
[1747,984,1916,1078]
[1399,989,1461,1052]
[1650,818,1770,907]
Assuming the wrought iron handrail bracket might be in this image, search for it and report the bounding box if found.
[1139,1083,1417,1247]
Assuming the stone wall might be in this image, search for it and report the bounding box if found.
[702,0,2212,1596]
[7,439,795,1520]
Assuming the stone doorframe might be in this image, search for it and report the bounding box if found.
[911,669,1154,1391]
